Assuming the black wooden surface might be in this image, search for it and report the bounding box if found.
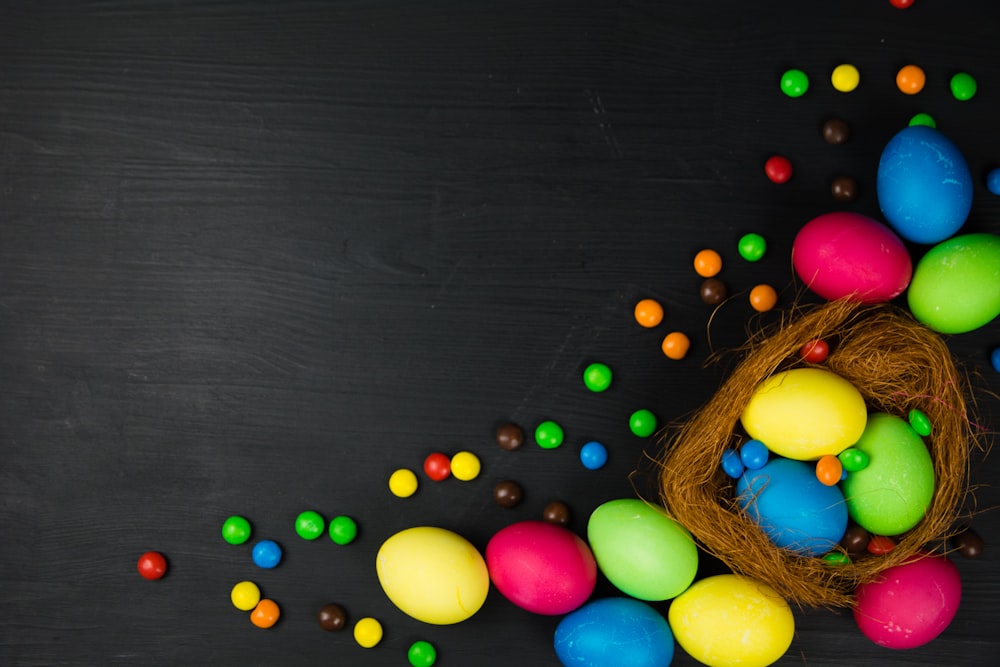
[2,1,999,665]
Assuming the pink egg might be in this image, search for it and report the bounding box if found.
[854,554,961,649]
[792,212,912,303]
[485,520,597,615]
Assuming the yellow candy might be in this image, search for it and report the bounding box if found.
[230,581,260,611]
[831,63,860,92]
[388,468,418,497]
[669,574,794,667]
[353,617,383,648]
[740,368,867,460]
[376,526,489,624]
[450,451,481,481]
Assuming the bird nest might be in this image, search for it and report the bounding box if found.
[658,298,981,607]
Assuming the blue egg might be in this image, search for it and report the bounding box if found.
[737,458,847,557]
[877,125,973,244]
[252,540,283,569]
[580,440,608,470]
[554,597,674,667]
[739,439,769,470]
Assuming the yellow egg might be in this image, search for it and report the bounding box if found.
[376,526,489,624]
[740,368,867,460]
[668,574,794,667]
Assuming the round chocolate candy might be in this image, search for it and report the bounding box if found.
[831,176,859,202]
[496,423,525,451]
[840,524,870,556]
[493,480,524,508]
[699,278,727,305]
[822,117,850,145]
[950,528,984,559]
[542,500,571,526]
[318,603,348,631]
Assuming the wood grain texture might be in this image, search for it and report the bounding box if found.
[2,1,999,665]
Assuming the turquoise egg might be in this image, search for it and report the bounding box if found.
[907,233,1000,333]
[842,413,935,536]
[877,126,973,244]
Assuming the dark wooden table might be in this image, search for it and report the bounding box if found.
[2,1,999,665]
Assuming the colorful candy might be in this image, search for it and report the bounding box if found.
[423,452,452,481]
[493,480,524,508]
[661,331,690,360]
[231,581,261,611]
[486,521,596,615]
[693,248,723,277]
[353,617,383,648]
[721,449,744,479]
[908,408,932,436]
[582,362,612,392]
[587,498,698,600]
[840,524,871,556]
[221,515,252,545]
[822,117,850,144]
[699,278,727,305]
[798,339,829,363]
[295,510,325,540]
[328,515,358,545]
[831,64,860,92]
[408,640,437,667]
[815,454,842,486]
[449,451,481,480]
[318,603,347,631]
[909,112,936,128]
[866,534,896,555]
[250,599,280,629]
[739,439,768,470]
[889,0,915,7]
[737,232,767,262]
[950,527,984,559]
[749,283,777,311]
[896,64,926,94]
[543,500,571,526]
[555,598,674,667]
[496,422,525,451]
[251,540,282,569]
[831,175,859,202]
[137,551,167,580]
[376,526,489,624]
[633,298,664,328]
[389,468,419,497]
[838,447,870,472]
[764,155,792,183]
[987,168,1000,196]
[534,420,564,449]
[579,440,608,470]
[950,72,977,101]
[780,68,809,97]
[628,409,658,438]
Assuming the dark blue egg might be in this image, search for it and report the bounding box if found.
[737,458,847,557]
[554,597,674,667]
[876,125,973,244]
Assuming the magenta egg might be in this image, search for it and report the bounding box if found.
[485,520,597,615]
[854,554,961,649]
[792,212,912,303]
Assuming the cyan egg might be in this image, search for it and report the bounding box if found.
[737,457,848,557]
[554,597,674,667]
[877,125,973,244]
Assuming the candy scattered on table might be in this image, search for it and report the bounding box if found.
[353,617,383,648]
[137,551,167,580]
[231,581,261,611]
[950,71,977,100]
[423,452,452,481]
[831,63,860,92]
[660,331,690,360]
[496,422,525,450]
[909,112,936,128]
[221,515,252,545]
[542,500,571,526]
[250,599,280,629]
[896,64,926,94]
[889,0,915,8]
[318,603,347,631]
[628,409,658,438]
[450,451,481,480]
[295,510,325,541]
[328,515,358,545]
[822,117,850,144]
[534,420,564,449]
[388,468,419,497]
[831,175,859,202]
[950,527,984,559]
[693,248,722,277]
[991,346,1000,372]
[749,283,777,311]
[579,440,608,470]
[493,480,525,508]
[737,232,766,262]
[582,362,612,392]
[407,640,437,667]
[764,155,792,183]
[251,540,283,569]
[633,298,664,328]
[780,68,809,97]
[699,278,727,305]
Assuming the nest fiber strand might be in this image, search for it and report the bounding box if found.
[659,298,977,608]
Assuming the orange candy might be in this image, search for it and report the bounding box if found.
[693,249,723,278]
[749,284,778,312]
[896,65,926,95]
[250,599,281,628]
[634,298,664,328]
[815,455,843,486]
[661,331,691,360]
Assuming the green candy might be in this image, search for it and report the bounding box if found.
[838,447,870,472]
[842,413,935,536]
[907,233,1000,333]
[221,515,252,545]
[535,420,564,449]
[583,362,613,392]
[822,551,851,567]
[780,69,809,98]
[908,112,936,128]
[408,640,437,667]
[328,515,358,545]
[738,233,767,262]
[908,409,932,436]
[950,72,977,101]
[629,409,658,438]
[295,510,325,540]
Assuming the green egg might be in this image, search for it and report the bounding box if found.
[841,413,934,536]
[587,498,698,601]
[907,233,1000,334]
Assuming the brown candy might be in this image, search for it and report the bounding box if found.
[542,500,571,526]
[699,278,728,305]
[831,175,859,202]
[493,480,524,508]
[839,523,870,556]
[496,422,525,451]
[318,603,347,631]
[822,117,851,145]
[950,528,984,559]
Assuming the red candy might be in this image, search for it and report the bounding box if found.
[867,535,897,555]
[799,339,829,363]
[423,452,451,481]
[137,551,168,580]
[889,0,914,8]
[764,155,793,184]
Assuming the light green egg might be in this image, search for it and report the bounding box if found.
[842,413,934,536]
[587,498,698,601]
[907,233,1000,333]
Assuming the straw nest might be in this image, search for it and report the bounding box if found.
[658,298,982,608]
